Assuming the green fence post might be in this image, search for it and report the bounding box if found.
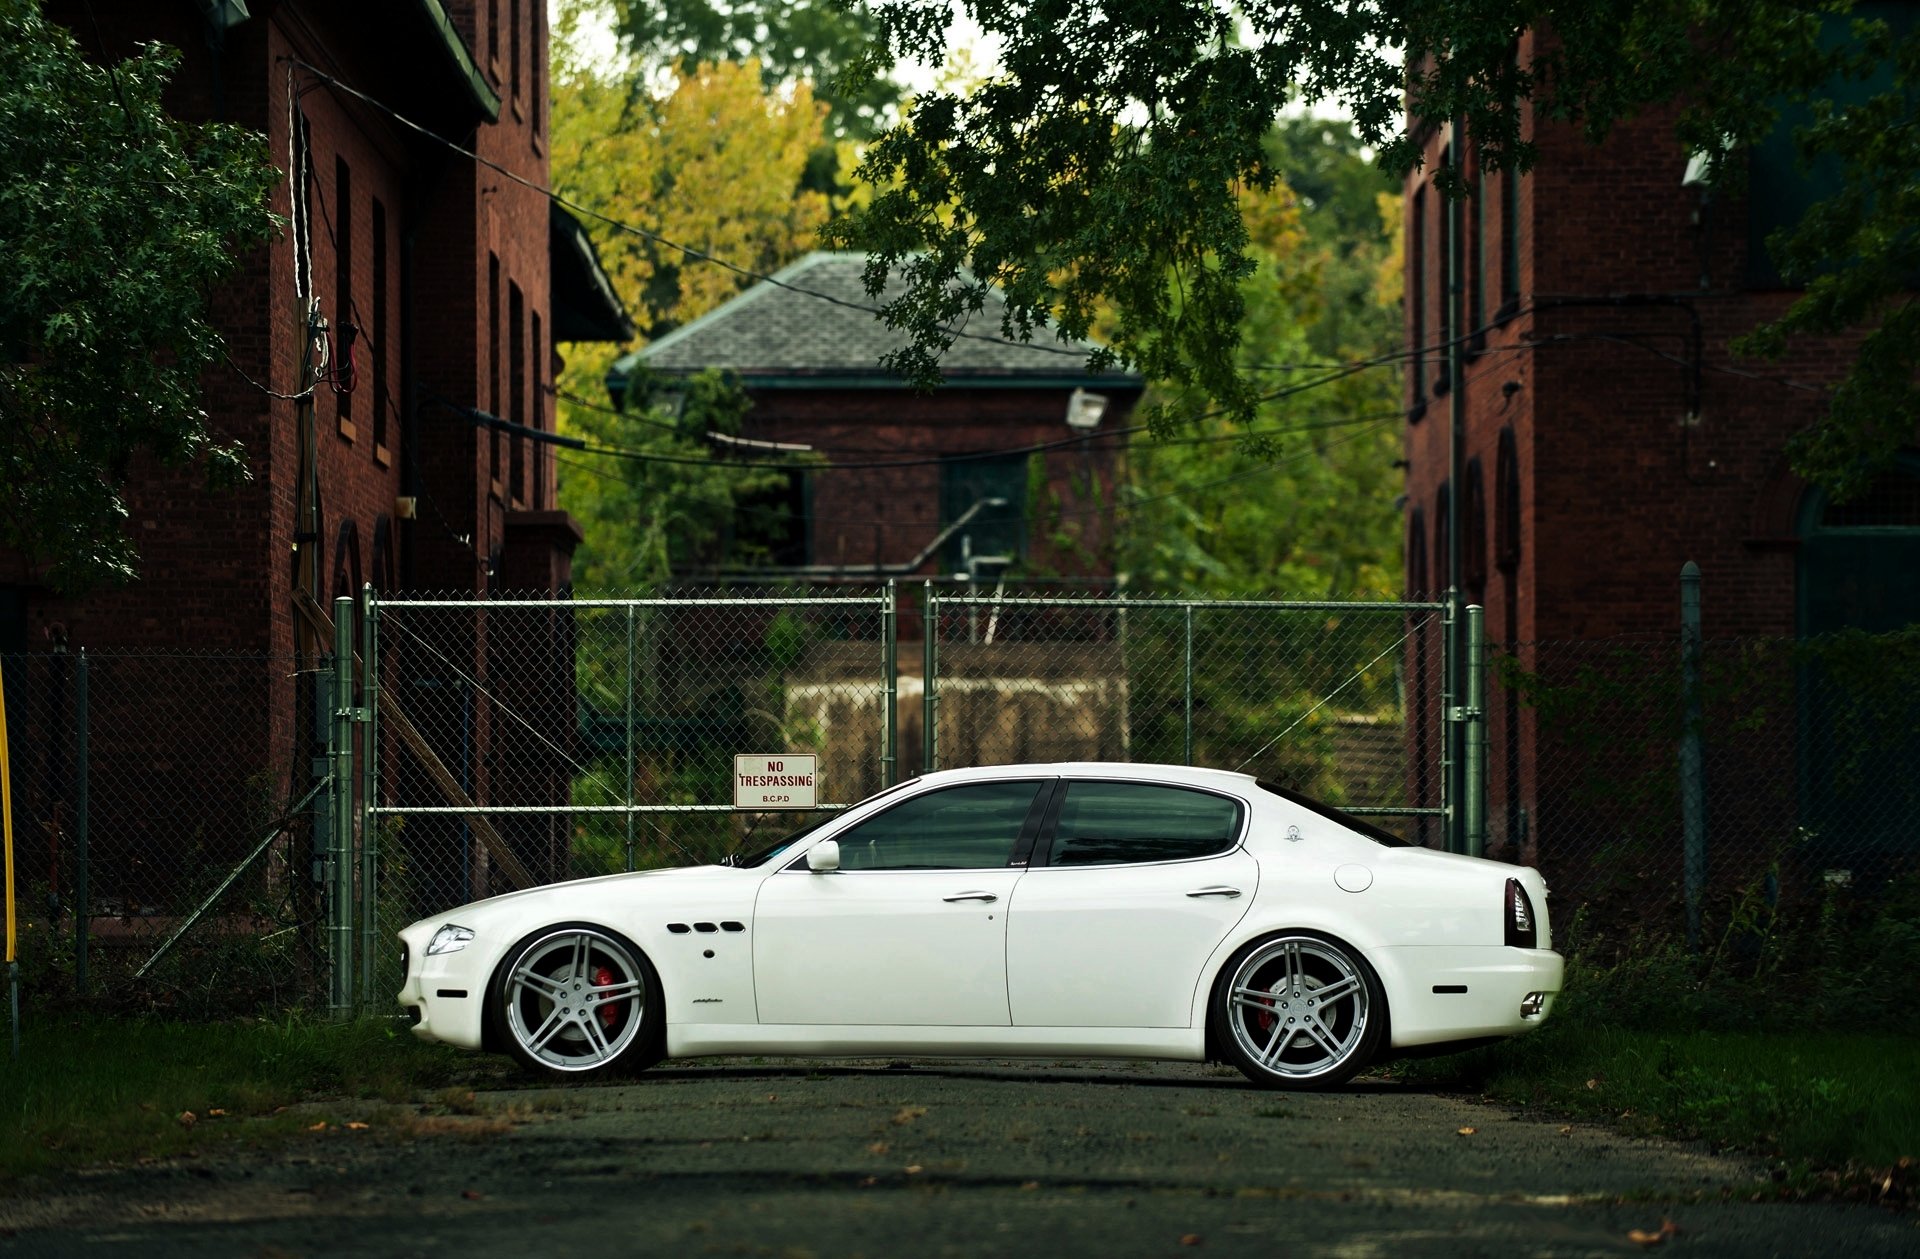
[1680,561,1706,951]
[359,584,378,1009]
[1464,604,1487,858]
[882,581,899,787]
[74,649,89,998]
[331,596,355,1014]
[922,581,937,774]
[624,602,636,873]
[1183,603,1195,766]
[1440,597,1457,851]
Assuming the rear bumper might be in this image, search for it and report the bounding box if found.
[1376,946,1564,1049]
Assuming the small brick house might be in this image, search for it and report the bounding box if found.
[1,1,631,910]
[1402,26,1920,874]
[607,252,1144,581]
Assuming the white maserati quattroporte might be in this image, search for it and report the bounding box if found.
[396,763,1562,1089]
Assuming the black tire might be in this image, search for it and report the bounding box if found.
[488,922,663,1079]
[1209,930,1386,1090]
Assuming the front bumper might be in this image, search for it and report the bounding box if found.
[395,932,489,1050]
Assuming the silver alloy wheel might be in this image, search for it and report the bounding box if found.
[502,928,648,1073]
[1224,935,1372,1081]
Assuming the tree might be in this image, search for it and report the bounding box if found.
[831,1,1920,495]
[0,1,280,589]
[548,47,829,588]
[606,0,899,138]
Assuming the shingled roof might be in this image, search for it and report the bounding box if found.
[607,252,1142,391]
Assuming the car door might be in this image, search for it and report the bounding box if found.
[1006,779,1257,1028]
[752,779,1051,1026]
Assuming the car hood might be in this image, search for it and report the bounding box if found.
[407,863,726,928]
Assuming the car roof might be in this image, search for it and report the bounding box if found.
[911,762,1257,790]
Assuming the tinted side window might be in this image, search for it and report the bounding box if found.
[831,781,1045,870]
[1047,782,1241,866]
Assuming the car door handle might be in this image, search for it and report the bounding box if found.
[942,891,998,903]
[1185,886,1242,899]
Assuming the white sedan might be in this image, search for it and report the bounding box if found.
[396,763,1562,1089]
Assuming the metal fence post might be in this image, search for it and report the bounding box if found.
[882,581,899,786]
[359,584,379,1008]
[1440,597,1457,851]
[922,581,938,774]
[1182,603,1195,766]
[1680,561,1706,951]
[1463,604,1487,858]
[74,649,89,998]
[624,602,636,873]
[330,596,355,1014]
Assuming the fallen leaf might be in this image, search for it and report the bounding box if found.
[1585,1079,1599,1090]
[207,1108,228,1118]
[307,1122,328,1132]
[765,1093,778,1102]
[867,1142,891,1155]
[1627,1219,1680,1248]
[1181,1235,1204,1247]
[891,1106,927,1126]
[1021,1181,1041,1191]
[1559,1125,1573,1135]
[1456,1127,1476,1136]
[346,1122,370,1131]
[461,1188,484,1201]
[177,1111,197,1128]
[904,1164,923,1175]
[859,1176,877,1187]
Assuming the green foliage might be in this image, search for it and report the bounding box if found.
[835,1,1920,494]
[608,0,900,138]
[0,1,280,589]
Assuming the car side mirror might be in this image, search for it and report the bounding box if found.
[806,840,840,873]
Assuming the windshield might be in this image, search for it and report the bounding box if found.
[1255,780,1414,848]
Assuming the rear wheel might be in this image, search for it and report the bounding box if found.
[490,923,661,1079]
[1210,931,1384,1089]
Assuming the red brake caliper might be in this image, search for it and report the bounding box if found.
[594,965,619,1029]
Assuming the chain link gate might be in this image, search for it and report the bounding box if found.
[346,585,1467,1012]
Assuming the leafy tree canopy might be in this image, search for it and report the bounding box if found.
[831,1,1920,496]
[607,0,900,138]
[549,47,828,586]
[0,1,279,589]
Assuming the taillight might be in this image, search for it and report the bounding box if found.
[1505,878,1537,949]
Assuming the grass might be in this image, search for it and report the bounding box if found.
[0,1014,488,1183]
[1398,1017,1920,1169]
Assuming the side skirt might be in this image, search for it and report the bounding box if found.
[666,1023,1206,1061]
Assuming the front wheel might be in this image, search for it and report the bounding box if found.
[1210,931,1385,1090]
[489,923,662,1078]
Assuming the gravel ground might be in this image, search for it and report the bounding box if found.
[4,1059,1915,1257]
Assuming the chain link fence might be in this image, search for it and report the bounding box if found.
[1487,628,1920,948]
[10,583,1913,1018]
[0,650,330,1013]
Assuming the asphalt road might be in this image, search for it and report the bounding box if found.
[4,1060,1915,1257]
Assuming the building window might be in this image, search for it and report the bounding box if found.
[734,471,810,566]
[530,7,543,137]
[510,0,522,105]
[487,0,499,70]
[509,279,526,505]
[1463,456,1487,598]
[940,453,1028,573]
[1500,166,1520,313]
[1407,506,1428,598]
[1495,426,1520,571]
[1410,186,1426,409]
[489,253,502,490]
[334,156,353,439]
[531,309,545,508]
[1434,150,1453,395]
[371,197,389,460]
[1470,144,1486,347]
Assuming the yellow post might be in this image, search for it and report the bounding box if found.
[1,654,16,1059]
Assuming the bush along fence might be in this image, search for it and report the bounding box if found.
[2,572,1911,1017]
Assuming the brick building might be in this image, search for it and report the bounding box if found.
[607,252,1144,581]
[1,2,630,911]
[1403,27,1920,871]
